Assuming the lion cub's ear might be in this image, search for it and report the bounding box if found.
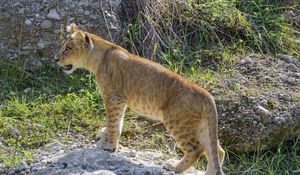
[72,31,94,50]
[67,23,80,33]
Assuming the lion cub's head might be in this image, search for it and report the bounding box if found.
[55,23,93,74]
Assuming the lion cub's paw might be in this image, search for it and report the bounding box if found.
[163,159,179,172]
[96,127,117,152]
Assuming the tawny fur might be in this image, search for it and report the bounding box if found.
[55,23,225,175]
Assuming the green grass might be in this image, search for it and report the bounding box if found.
[0,58,104,166]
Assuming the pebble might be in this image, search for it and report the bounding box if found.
[7,170,15,175]
[82,170,116,175]
[240,57,253,65]
[32,60,44,69]
[259,99,268,108]
[253,115,262,122]
[41,57,49,61]
[40,156,47,161]
[275,117,286,125]
[25,19,32,25]
[281,76,296,86]
[9,128,20,138]
[23,88,31,94]
[279,54,295,63]
[84,11,90,16]
[22,45,31,50]
[78,0,89,7]
[129,150,137,157]
[40,20,52,29]
[26,159,33,165]
[37,40,46,50]
[47,9,61,20]
[255,105,271,117]
[286,63,298,72]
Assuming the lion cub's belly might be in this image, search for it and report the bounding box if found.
[128,99,164,121]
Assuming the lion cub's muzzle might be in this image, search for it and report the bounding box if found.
[54,55,60,62]
[54,55,74,72]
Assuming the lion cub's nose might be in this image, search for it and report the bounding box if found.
[54,55,59,62]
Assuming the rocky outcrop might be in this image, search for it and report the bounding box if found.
[0,0,122,69]
[2,141,205,175]
[214,54,300,152]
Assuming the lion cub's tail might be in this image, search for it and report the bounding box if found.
[207,98,224,175]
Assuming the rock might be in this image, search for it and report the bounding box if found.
[239,57,253,65]
[252,115,261,122]
[22,146,206,175]
[82,170,116,175]
[84,11,90,16]
[37,40,46,50]
[0,138,6,148]
[78,0,89,7]
[32,60,44,69]
[41,140,64,153]
[40,20,52,29]
[217,54,300,152]
[281,76,296,86]
[7,170,15,175]
[278,54,296,64]
[25,19,32,25]
[23,88,32,94]
[47,9,61,20]
[255,105,271,117]
[26,159,33,165]
[9,128,21,138]
[286,63,298,72]
[275,117,286,125]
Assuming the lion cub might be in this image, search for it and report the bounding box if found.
[55,23,225,175]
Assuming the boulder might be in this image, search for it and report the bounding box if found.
[215,54,300,152]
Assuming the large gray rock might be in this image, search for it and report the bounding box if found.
[20,143,205,175]
[215,54,300,152]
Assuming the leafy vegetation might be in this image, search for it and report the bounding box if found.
[122,0,300,69]
[0,0,299,174]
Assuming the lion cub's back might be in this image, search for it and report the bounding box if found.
[119,54,210,120]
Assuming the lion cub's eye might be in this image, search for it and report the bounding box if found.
[63,46,72,53]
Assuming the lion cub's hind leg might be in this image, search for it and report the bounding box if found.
[163,114,204,173]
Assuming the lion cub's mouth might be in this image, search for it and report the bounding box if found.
[63,64,73,71]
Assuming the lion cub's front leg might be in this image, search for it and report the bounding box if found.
[97,95,126,151]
